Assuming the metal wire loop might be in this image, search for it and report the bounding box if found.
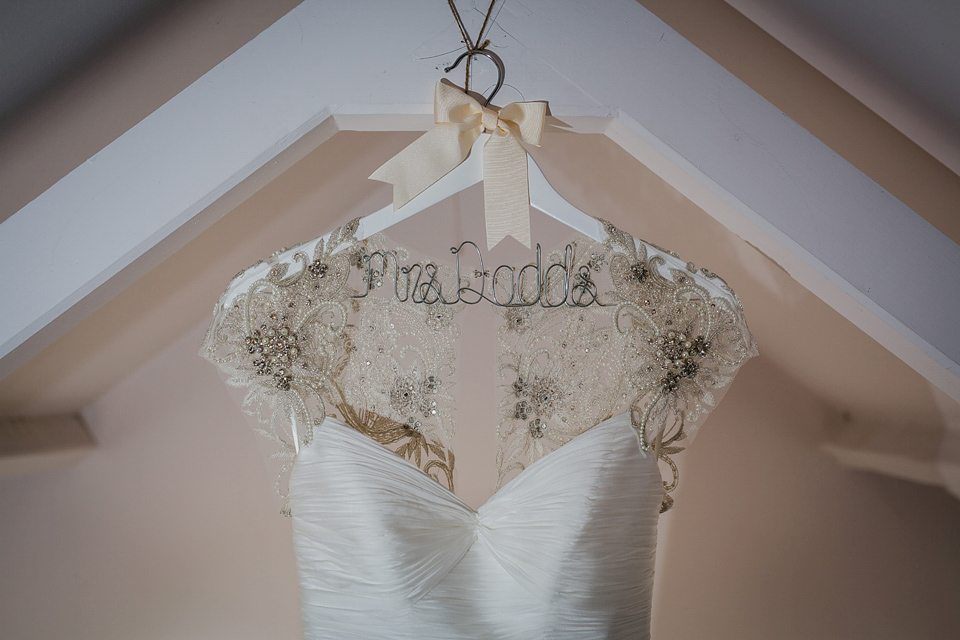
[445,48,505,107]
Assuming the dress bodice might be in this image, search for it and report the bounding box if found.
[200,216,756,638]
[291,413,660,639]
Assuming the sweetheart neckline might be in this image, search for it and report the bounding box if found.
[300,411,650,514]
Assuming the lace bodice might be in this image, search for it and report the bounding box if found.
[200,217,757,514]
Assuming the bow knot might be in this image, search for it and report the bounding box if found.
[369,82,547,249]
[480,106,501,133]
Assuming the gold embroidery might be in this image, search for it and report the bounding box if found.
[333,393,455,493]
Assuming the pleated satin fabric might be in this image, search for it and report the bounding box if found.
[289,413,662,639]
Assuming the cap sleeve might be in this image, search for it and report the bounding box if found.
[602,220,758,511]
[199,220,363,514]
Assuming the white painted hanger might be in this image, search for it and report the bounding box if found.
[359,133,605,243]
[359,49,604,244]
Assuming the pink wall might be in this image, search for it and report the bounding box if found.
[655,357,960,639]
[0,324,301,639]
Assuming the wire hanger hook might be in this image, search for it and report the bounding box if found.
[445,48,505,107]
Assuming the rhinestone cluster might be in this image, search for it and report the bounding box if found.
[587,251,607,272]
[512,374,562,439]
[656,330,710,393]
[390,374,441,432]
[514,399,532,420]
[528,418,546,439]
[307,259,329,278]
[245,320,301,390]
[425,302,453,331]
[629,261,649,283]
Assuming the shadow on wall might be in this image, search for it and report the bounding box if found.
[653,355,960,640]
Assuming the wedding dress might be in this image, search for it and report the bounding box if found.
[200,215,756,639]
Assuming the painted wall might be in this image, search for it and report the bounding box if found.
[1,320,957,638]
[655,356,960,639]
[0,323,301,640]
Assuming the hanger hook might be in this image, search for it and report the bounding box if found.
[444,48,505,107]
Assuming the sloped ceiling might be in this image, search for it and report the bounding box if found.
[3,0,956,171]
[727,0,960,174]
[0,0,176,123]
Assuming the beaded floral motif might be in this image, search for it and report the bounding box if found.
[603,221,754,445]
[200,220,459,513]
[495,265,626,485]
[611,221,756,509]
[338,282,460,458]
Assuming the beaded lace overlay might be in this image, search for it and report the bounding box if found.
[200,221,459,513]
[200,217,756,514]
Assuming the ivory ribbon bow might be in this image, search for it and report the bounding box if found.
[369,81,546,249]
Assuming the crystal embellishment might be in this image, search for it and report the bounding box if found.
[656,330,709,393]
[528,418,546,439]
[245,321,301,391]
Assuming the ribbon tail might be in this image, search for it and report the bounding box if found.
[482,134,531,250]
[369,124,480,210]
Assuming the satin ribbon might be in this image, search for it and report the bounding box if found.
[369,81,546,249]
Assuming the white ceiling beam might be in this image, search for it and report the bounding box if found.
[0,0,958,403]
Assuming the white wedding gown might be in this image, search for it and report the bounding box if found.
[201,217,756,639]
